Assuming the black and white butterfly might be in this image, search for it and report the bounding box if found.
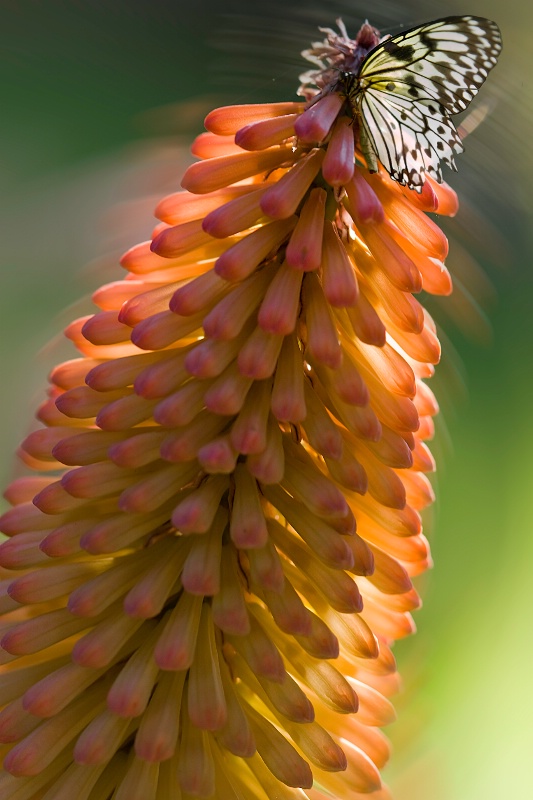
[336,16,502,191]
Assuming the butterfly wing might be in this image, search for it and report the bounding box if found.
[354,15,501,189]
[358,84,464,188]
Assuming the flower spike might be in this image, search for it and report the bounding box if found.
[0,11,501,800]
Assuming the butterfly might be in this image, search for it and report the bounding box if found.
[335,16,502,191]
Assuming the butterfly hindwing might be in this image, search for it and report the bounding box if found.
[345,15,501,190]
[359,86,464,188]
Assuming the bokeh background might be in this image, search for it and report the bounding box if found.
[0,1,531,798]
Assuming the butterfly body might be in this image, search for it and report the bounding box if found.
[332,16,502,190]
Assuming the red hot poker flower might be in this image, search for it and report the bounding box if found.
[0,14,500,800]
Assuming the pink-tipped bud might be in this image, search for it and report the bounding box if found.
[203,264,276,340]
[187,605,228,730]
[230,464,268,549]
[204,362,253,416]
[202,185,270,238]
[150,219,213,259]
[285,187,326,271]
[294,93,343,142]
[190,131,241,159]
[181,145,294,195]
[211,546,250,635]
[260,148,325,219]
[358,220,423,293]
[237,327,283,379]
[246,536,286,593]
[345,169,385,224]
[214,217,296,282]
[235,113,298,150]
[169,269,228,316]
[230,379,271,455]
[246,415,285,485]
[198,434,239,474]
[271,334,306,423]
[81,311,132,346]
[154,592,203,671]
[258,261,303,335]
[205,102,303,135]
[322,116,355,186]
[302,272,342,369]
[321,221,359,307]
[181,511,225,596]
[226,612,286,683]
[172,474,229,534]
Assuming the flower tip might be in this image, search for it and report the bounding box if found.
[322,116,356,186]
[2,746,35,778]
[426,176,459,216]
[260,149,325,219]
[106,689,144,719]
[150,223,182,258]
[346,173,385,224]
[134,737,174,764]
[71,637,108,669]
[294,94,343,142]
[149,232,163,254]
[418,177,439,211]
[205,102,302,135]
[233,123,255,150]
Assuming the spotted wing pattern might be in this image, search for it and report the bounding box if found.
[351,16,502,190]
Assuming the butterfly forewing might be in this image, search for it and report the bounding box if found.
[361,16,501,114]
[346,15,501,190]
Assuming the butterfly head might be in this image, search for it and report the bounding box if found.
[298,19,382,99]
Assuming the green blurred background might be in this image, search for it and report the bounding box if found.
[0,1,531,798]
